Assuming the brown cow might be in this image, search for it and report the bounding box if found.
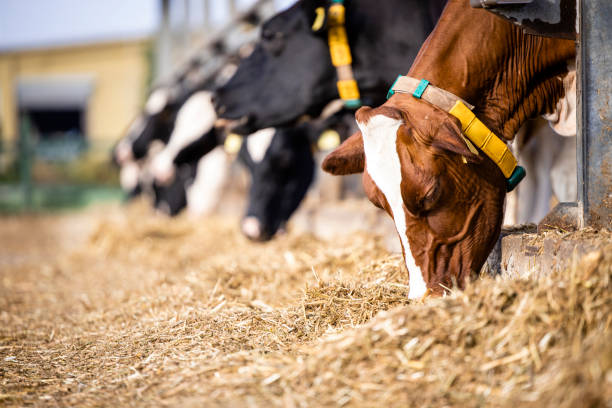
[322,0,576,299]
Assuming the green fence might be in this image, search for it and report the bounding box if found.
[0,116,124,213]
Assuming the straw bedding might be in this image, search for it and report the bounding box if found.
[0,203,610,407]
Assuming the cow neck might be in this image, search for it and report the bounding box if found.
[407,0,575,141]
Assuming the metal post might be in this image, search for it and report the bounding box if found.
[18,113,33,210]
[203,0,211,32]
[156,0,172,81]
[228,0,237,17]
[577,0,612,229]
[183,0,191,55]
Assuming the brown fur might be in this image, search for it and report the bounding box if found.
[322,0,576,296]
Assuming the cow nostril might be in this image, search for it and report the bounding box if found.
[211,94,220,109]
[241,216,262,241]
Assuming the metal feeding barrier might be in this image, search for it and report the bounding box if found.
[473,0,611,230]
[154,0,277,87]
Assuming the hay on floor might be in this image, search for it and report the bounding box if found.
[0,204,610,407]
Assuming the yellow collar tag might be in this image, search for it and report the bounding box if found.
[311,7,326,31]
[325,3,361,108]
[224,133,243,155]
[389,76,519,180]
[448,101,516,178]
[317,129,341,151]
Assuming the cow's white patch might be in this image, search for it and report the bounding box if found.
[151,91,217,184]
[246,128,275,163]
[186,146,229,217]
[150,152,175,185]
[241,216,262,240]
[358,114,428,299]
[171,91,216,147]
[145,88,170,115]
[542,61,576,137]
[119,161,140,192]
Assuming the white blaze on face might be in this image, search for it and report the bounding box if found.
[186,146,229,217]
[246,128,276,163]
[145,88,170,115]
[358,114,428,299]
[151,91,217,184]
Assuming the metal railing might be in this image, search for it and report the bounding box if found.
[0,116,122,213]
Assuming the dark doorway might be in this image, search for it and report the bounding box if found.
[27,109,84,139]
[22,108,86,161]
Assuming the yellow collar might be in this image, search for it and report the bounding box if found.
[388,75,525,191]
[313,2,361,109]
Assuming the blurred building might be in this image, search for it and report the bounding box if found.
[0,0,158,147]
[0,0,295,147]
[0,40,151,146]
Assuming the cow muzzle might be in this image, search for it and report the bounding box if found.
[150,154,176,186]
[241,216,271,242]
[115,142,134,165]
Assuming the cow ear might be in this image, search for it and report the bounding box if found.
[431,117,482,163]
[321,131,364,175]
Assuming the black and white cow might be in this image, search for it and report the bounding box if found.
[202,0,445,237]
[145,89,231,216]
[117,160,143,200]
[113,55,237,167]
[112,132,200,215]
[152,161,198,216]
[150,0,446,238]
[213,0,577,234]
[112,60,238,215]
[111,90,202,215]
[115,86,181,164]
[159,92,356,239]
[213,0,447,134]
[150,91,218,185]
[239,108,356,241]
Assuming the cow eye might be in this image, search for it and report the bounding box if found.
[421,184,441,212]
[263,31,285,56]
[406,183,440,217]
[262,28,283,41]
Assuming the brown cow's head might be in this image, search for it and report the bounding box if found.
[322,97,507,299]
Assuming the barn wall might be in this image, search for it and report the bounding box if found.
[0,39,151,144]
